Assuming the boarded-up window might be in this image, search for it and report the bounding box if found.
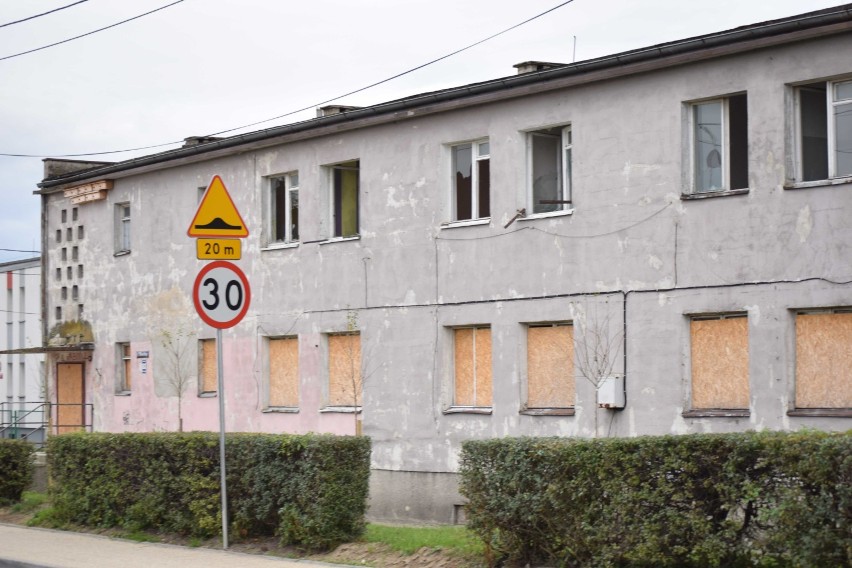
[269,337,299,407]
[328,333,361,406]
[200,339,217,394]
[527,324,574,408]
[690,315,749,409]
[795,311,852,408]
[454,327,492,407]
[119,343,132,392]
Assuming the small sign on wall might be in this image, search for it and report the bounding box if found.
[137,351,149,375]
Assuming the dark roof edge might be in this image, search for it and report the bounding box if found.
[0,256,40,270]
[37,3,852,191]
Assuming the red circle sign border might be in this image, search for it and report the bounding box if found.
[192,260,252,329]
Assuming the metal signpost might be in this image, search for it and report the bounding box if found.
[187,176,250,549]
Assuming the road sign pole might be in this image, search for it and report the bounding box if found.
[216,327,229,549]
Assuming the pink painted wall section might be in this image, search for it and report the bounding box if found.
[85,334,356,436]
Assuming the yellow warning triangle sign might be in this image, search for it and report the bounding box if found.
[187,175,249,238]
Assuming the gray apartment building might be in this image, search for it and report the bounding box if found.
[33,5,852,523]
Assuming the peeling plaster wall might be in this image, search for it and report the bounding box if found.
[42,33,852,522]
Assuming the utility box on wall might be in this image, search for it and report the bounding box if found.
[597,376,625,409]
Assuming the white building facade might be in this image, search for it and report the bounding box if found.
[0,257,46,443]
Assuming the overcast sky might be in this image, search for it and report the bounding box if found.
[0,0,838,263]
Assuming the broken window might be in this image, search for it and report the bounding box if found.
[71,285,78,301]
[328,332,361,407]
[529,126,572,214]
[199,338,217,395]
[689,314,749,410]
[691,94,748,193]
[527,323,574,409]
[118,343,131,392]
[78,226,84,240]
[66,228,72,242]
[268,336,299,408]
[55,268,61,281]
[61,287,67,300]
[452,140,490,221]
[794,310,852,409]
[797,80,852,181]
[269,172,299,245]
[331,161,359,238]
[115,203,131,253]
[453,327,492,408]
[55,229,61,243]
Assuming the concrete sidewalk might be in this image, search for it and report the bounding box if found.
[0,523,347,568]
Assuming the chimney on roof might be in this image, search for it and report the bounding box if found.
[182,136,222,148]
[513,61,566,75]
[316,105,361,118]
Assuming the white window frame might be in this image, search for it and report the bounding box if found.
[691,98,728,193]
[450,139,490,222]
[266,172,300,248]
[686,94,748,195]
[527,126,572,216]
[796,79,852,182]
[115,202,131,254]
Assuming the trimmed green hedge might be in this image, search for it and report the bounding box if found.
[0,439,34,503]
[460,431,852,567]
[47,432,370,549]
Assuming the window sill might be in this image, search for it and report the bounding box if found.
[787,408,852,418]
[261,242,299,251]
[518,209,574,221]
[320,406,362,413]
[114,250,131,257]
[441,218,490,229]
[681,188,749,200]
[520,407,575,416]
[682,409,750,418]
[784,176,852,190]
[198,392,217,398]
[262,407,299,414]
[114,391,131,397]
[443,406,492,415]
[318,236,360,245]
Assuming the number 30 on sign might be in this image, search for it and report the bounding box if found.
[192,261,251,329]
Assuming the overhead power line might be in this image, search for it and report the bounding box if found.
[0,0,186,62]
[0,248,41,254]
[0,0,90,29]
[0,0,574,159]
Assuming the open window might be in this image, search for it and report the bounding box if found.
[452,326,492,409]
[267,336,299,409]
[331,161,359,238]
[452,140,490,221]
[268,172,299,245]
[689,94,748,193]
[792,309,852,414]
[686,314,749,416]
[525,323,574,413]
[796,80,852,181]
[528,126,572,214]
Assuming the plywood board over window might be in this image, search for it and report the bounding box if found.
[795,312,852,408]
[269,337,299,408]
[527,324,574,408]
[690,316,749,409]
[200,339,217,394]
[328,333,361,407]
[454,327,492,407]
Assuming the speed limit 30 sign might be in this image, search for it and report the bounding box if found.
[192,260,251,329]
